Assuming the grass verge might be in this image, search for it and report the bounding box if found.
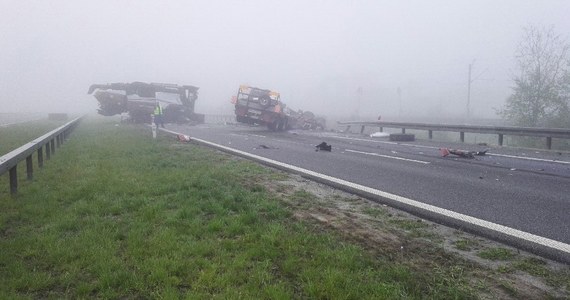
[0,119,65,155]
[0,116,568,298]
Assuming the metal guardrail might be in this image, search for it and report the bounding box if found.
[338,121,570,149]
[0,116,83,194]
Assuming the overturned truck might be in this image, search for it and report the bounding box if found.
[233,85,325,131]
[88,82,204,124]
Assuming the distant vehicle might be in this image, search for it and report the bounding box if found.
[232,85,325,131]
[88,82,204,124]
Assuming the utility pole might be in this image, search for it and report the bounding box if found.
[467,60,475,119]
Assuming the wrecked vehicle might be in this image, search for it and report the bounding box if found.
[88,82,203,124]
[232,85,326,131]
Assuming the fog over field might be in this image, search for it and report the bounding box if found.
[1,0,569,121]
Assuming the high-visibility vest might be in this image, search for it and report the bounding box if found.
[154,105,163,115]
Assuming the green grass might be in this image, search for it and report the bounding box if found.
[363,207,388,218]
[1,117,567,298]
[0,119,65,156]
[514,258,570,289]
[454,239,479,251]
[477,248,515,261]
[389,218,428,231]
[498,280,518,297]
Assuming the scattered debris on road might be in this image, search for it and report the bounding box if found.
[254,144,279,150]
[316,142,332,152]
[440,148,489,159]
[177,134,191,142]
[370,131,390,138]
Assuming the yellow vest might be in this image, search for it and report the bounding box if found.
[154,105,163,115]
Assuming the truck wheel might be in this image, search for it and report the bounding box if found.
[259,96,271,107]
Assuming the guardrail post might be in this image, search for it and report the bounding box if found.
[37,147,44,168]
[9,166,17,194]
[46,142,51,160]
[460,132,465,143]
[498,134,504,146]
[379,127,383,132]
[1,116,83,196]
[402,128,406,134]
[26,155,33,180]
[546,137,552,150]
[345,125,351,133]
[360,125,365,134]
[428,130,433,139]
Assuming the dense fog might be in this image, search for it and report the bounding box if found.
[1,0,569,122]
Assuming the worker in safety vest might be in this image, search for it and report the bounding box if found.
[153,103,164,128]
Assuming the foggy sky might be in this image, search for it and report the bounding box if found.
[1,0,569,121]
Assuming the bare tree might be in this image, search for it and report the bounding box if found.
[500,25,570,127]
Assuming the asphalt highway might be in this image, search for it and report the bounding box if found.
[169,123,570,245]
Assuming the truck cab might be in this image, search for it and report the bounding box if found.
[233,85,290,131]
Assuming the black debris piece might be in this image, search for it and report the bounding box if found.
[475,149,489,156]
[255,144,278,150]
[316,142,332,152]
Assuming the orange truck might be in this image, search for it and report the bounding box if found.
[233,85,325,131]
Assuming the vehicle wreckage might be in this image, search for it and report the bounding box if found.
[440,147,489,158]
[88,82,204,124]
[232,85,326,131]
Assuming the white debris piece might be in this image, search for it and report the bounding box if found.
[370,132,390,138]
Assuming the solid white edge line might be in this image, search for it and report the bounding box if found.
[159,128,570,255]
[345,149,430,164]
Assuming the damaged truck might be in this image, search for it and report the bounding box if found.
[88,82,204,124]
[232,85,326,131]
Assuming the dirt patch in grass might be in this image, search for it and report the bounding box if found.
[258,172,570,299]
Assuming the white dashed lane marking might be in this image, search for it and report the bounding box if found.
[345,149,430,164]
